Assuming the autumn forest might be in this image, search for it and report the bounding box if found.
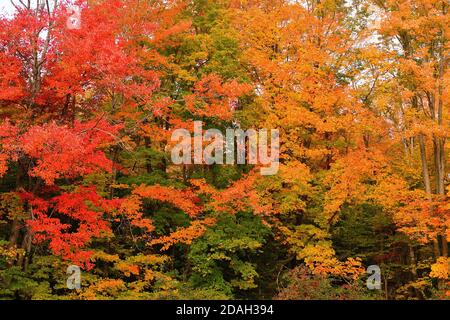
[0,0,449,300]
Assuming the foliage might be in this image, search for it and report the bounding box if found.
[0,0,449,300]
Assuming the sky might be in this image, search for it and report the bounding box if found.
[0,0,81,17]
[0,0,18,16]
[0,0,67,16]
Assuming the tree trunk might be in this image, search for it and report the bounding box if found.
[433,239,441,259]
[8,218,20,247]
[442,236,448,257]
[409,245,417,278]
[418,134,432,195]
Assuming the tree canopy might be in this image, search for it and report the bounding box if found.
[0,0,449,300]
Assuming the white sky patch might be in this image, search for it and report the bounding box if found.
[0,0,16,17]
[0,0,71,17]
